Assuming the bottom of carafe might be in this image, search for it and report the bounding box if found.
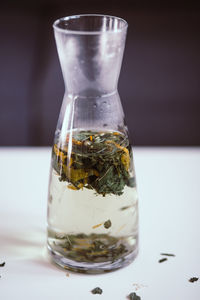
[47,244,138,274]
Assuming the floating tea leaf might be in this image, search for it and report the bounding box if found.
[104,220,111,229]
[92,223,103,229]
[120,205,132,211]
[52,131,135,196]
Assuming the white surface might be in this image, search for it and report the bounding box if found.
[0,147,200,300]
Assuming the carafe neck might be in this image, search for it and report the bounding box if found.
[54,25,127,96]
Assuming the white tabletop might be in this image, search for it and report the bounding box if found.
[0,147,200,300]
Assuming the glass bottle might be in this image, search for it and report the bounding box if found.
[47,14,139,273]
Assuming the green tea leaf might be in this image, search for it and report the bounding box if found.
[91,287,103,294]
[52,131,135,196]
[104,220,112,229]
[189,277,198,283]
[158,258,168,263]
[160,253,175,257]
[128,292,141,300]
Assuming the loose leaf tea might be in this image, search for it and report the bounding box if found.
[120,205,132,211]
[0,262,5,267]
[49,231,132,264]
[91,287,103,294]
[52,131,135,196]
[92,223,103,229]
[158,258,168,263]
[104,220,111,229]
[189,277,199,283]
[128,292,141,300]
[160,253,175,257]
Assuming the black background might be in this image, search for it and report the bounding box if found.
[0,0,200,146]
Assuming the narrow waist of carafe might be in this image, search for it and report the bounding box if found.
[67,90,117,99]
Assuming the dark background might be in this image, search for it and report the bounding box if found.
[0,0,200,146]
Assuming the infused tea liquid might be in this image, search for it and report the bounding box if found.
[47,130,138,272]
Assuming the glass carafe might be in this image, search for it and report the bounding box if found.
[47,14,139,273]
